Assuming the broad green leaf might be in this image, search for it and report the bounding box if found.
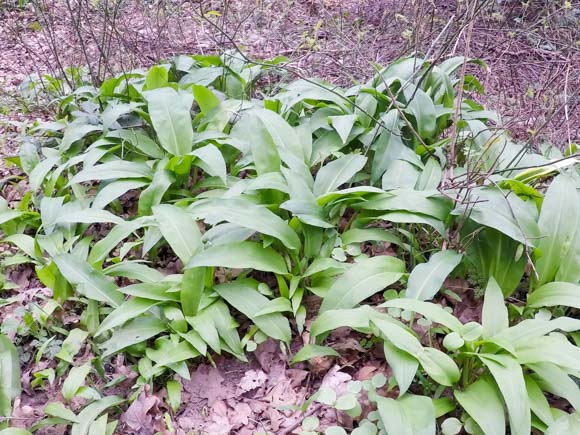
[454,377,506,435]
[145,65,168,90]
[54,209,125,225]
[146,337,199,368]
[524,375,553,427]
[534,174,579,286]
[178,329,207,355]
[108,129,164,159]
[187,241,287,274]
[29,155,59,191]
[377,210,446,235]
[376,394,436,435]
[320,256,404,312]
[0,334,21,417]
[248,108,307,167]
[545,413,580,435]
[406,250,462,301]
[192,198,300,250]
[315,186,384,206]
[56,329,89,363]
[231,110,280,174]
[453,187,540,247]
[382,159,420,190]
[310,306,377,338]
[380,299,462,331]
[302,258,349,278]
[191,144,227,184]
[120,282,178,302]
[478,354,530,435]
[181,267,205,317]
[92,180,148,210]
[214,280,291,343]
[95,298,160,337]
[138,167,175,215]
[69,160,152,184]
[0,429,33,435]
[493,317,580,344]
[44,402,79,422]
[153,204,202,263]
[417,347,460,387]
[143,87,194,156]
[193,84,220,114]
[89,220,145,265]
[383,340,418,396]
[482,277,508,338]
[3,234,40,260]
[166,380,181,413]
[313,154,367,197]
[341,228,402,247]
[376,396,411,435]
[462,224,526,298]
[527,282,580,309]
[291,345,339,364]
[528,362,580,410]
[371,110,403,184]
[53,254,123,307]
[103,261,164,283]
[374,318,459,386]
[186,310,220,354]
[403,84,437,138]
[206,302,247,360]
[70,395,124,435]
[329,114,357,144]
[88,414,108,435]
[100,317,167,357]
[62,364,92,401]
[372,317,424,355]
[514,335,580,371]
[253,297,293,316]
[415,157,442,190]
[358,189,452,221]
[102,102,142,130]
[60,124,102,152]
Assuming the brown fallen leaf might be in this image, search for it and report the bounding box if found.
[122,391,160,432]
[228,401,253,427]
[238,369,268,393]
[203,400,233,435]
[286,368,309,387]
[184,364,233,406]
[355,365,378,381]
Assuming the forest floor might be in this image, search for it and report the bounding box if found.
[0,1,578,434]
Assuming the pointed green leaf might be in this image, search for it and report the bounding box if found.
[321,256,404,312]
[454,377,506,435]
[143,87,194,156]
[153,204,202,264]
[527,282,580,310]
[406,250,462,301]
[187,241,287,274]
[482,277,509,338]
[53,254,123,307]
[313,154,367,197]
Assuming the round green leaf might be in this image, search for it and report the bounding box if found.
[302,416,319,431]
[335,392,359,411]
[372,373,387,388]
[443,332,464,351]
[460,322,483,342]
[441,417,462,435]
[325,427,348,435]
